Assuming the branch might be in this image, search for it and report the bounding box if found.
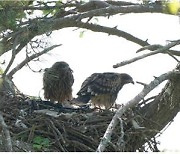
[76,4,162,18]
[136,44,162,53]
[3,36,19,77]
[7,44,61,79]
[136,44,180,56]
[167,52,180,62]
[77,1,110,12]
[77,0,139,13]
[113,39,180,68]
[116,118,125,151]
[0,3,163,56]
[96,71,178,152]
[106,1,138,6]
[0,112,12,151]
[76,21,148,47]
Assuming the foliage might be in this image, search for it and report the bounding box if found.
[164,0,180,14]
[0,1,29,31]
[33,136,51,151]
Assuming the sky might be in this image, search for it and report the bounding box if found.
[1,10,180,151]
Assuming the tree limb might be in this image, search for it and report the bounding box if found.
[136,44,180,56]
[7,44,61,79]
[96,71,178,152]
[3,36,19,77]
[76,21,149,46]
[0,3,163,56]
[0,112,12,152]
[113,39,180,68]
[136,44,162,53]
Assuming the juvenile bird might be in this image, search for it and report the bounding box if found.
[76,72,134,109]
[43,61,74,106]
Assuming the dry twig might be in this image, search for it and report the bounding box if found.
[113,40,180,68]
[7,44,61,79]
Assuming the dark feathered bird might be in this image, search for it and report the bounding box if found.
[43,61,74,105]
[76,72,134,109]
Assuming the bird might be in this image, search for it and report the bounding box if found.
[43,61,74,106]
[75,72,134,109]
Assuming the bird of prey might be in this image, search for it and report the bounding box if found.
[43,61,74,105]
[75,72,134,109]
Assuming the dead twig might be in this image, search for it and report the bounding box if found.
[48,119,66,152]
[136,44,162,53]
[136,81,148,87]
[7,44,61,79]
[113,39,180,68]
[167,52,180,62]
[27,125,36,143]
[69,140,95,151]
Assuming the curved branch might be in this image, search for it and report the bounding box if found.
[0,3,163,56]
[96,71,179,152]
[76,21,149,46]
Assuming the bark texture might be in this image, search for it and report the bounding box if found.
[128,72,180,151]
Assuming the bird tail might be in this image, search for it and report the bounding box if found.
[73,95,91,104]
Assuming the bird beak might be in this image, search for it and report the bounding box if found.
[44,68,48,72]
[126,79,134,84]
[130,80,134,84]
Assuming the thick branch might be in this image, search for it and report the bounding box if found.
[0,3,163,56]
[77,4,162,18]
[97,71,178,152]
[128,67,180,151]
[7,44,61,79]
[0,112,12,152]
[3,36,19,77]
[76,21,148,47]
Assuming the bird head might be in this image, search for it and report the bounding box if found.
[52,61,73,72]
[120,73,134,85]
[54,61,69,68]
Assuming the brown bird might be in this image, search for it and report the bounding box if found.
[43,61,74,105]
[76,72,134,109]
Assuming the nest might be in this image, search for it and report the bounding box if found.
[0,93,160,152]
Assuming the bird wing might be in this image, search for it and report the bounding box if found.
[77,72,123,96]
[77,73,100,95]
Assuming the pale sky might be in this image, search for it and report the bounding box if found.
[1,12,180,151]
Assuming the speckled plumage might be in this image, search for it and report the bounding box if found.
[43,61,74,104]
[76,72,134,109]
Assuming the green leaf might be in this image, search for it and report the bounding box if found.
[33,144,42,150]
[79,31,85,38]
[41,138,50,146]
[33,136,43,144]
[0,67,4,75]
[33,136,50,150]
